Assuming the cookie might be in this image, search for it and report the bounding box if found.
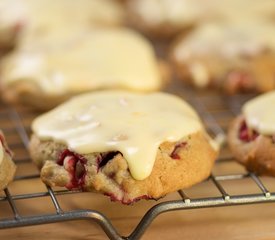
[20,0,125,45]
[171,21,275,93]
[126,0,205,39]
[0,28,164,110]
[228,91,275,176]
[26,0,124,28]
[29,91,218,204]
[0,0,124,49]
[126,0,275,39]
[0,130,16,191]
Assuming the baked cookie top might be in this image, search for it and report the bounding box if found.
[1,28,162,94]
[243,91,275,135]
[32,91,213,180]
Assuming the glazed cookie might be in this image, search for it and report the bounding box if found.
[0,0,124,49]
[20,0,125,46]
[228,91,275,176]
[0,28,164,110]
[0,130,16,191]
[171,21,275,93]
[208,0,275,23]
[125,0,275,39]
[126,0,206,39]
[29,91,218,204]
[25,0,124,28]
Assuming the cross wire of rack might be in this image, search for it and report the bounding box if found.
[0,89,275,240]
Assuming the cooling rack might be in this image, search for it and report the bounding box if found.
[0,85,275,240]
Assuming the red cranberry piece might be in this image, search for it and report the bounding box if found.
[123,195,150,205]
[239,121,259,142]
[104,193,150,204]
[226,71,254,93]
[57,149,87,190]
[104,192,119,202]
[13,20,25,34]
[170,142,187,159]
[0,135,12,157]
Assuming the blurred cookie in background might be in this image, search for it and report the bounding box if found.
[170,21,275,93]
[126,0,207,39]
[0,0,125,50]
[21,0,125,37]
[208,0,275,23]
[0,28,166,110]
[125,0,275,40]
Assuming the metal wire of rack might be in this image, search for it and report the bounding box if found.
[0,88,275,240]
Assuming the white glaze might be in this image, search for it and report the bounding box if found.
[32,91,207,180]
[0,0,124,44]
[129,0,275,29]
[1,28,161,94]
[174,21,275,62]
[130,0,203,27]
[243,91,275,135]
[25,0,124,29]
